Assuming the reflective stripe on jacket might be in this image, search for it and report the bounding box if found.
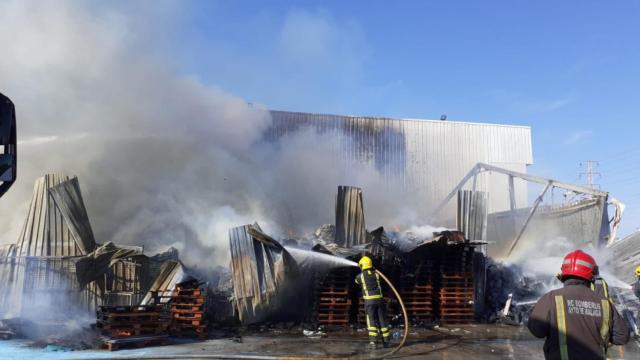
[355,269,383,301]
[590,276,610,300]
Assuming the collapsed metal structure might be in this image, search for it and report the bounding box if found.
[227,185,485,327]
[432,163,622,258]
[226,161,622,327]
[0,174,185,319]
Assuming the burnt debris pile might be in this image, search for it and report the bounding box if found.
[225,185,487,329]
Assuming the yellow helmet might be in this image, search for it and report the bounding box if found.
[635,265,640,277]
[359,256,373,270]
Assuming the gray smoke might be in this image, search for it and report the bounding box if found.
[0,1,417,267]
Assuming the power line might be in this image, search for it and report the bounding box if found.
[579,160,601,189]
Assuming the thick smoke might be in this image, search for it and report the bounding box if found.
[0,1,416,267]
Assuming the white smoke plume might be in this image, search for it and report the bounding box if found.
[0,1,417,267]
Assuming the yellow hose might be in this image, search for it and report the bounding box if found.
[78,269,409,360]
[374,269,409,358]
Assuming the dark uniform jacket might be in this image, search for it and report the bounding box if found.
[528,279,629,360]
[355,269,384,304]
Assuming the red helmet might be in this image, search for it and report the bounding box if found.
[560,250,597,281]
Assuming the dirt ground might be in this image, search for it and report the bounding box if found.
[3,324,639,359]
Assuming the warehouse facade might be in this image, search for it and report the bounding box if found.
[266,110,533,226]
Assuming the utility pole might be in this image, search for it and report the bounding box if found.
[580,160,601,189]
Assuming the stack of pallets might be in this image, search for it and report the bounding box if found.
[399,261,437,324]
[170,286,207,339]
[314,268,352,326]
[439,245,475,324]
[96,305,169,351]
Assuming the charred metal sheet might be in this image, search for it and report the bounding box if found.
[457,190,488,243]
[0,92,16,199]
[311,243,362,259]
[15,174,97,257]
[75,241,145,289]
[140,260,187,305]
[48,177,97,254]
[335,186,366,248]
[229,223,296,324]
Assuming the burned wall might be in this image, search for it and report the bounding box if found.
[267,110,533,226]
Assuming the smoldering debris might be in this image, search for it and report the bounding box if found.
[481,259,552,324]
[0,318,101,350]
[314,224,336,245]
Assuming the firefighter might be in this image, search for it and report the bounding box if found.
[355,255,390,350]
[590,265,611,301]
[634,266,640,301]
[528,250,629,359]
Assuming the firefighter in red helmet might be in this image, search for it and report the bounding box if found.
[528,250,629,359]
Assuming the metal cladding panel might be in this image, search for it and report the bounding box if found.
[228,224,295,324]
[267,111,532,223]
[457,190,488,243]
[15,174,97,257]
[335,186,366,247]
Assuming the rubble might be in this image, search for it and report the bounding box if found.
[481,259,548,324]
[0,167,633,355]
[314,224,336,245]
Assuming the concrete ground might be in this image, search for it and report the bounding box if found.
[2,324,640,359]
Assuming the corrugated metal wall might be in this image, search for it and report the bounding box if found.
[267,111,533,224]
[335,186,366,247]
[15,174,96,257]
[0,175,101,317]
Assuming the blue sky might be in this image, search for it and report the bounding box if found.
[139,1,640,236]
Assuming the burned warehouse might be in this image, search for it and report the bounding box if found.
[0,107,637,356]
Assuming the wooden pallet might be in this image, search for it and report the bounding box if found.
[314,268,354,327]
[97,304,167,340]
[173,288,202,296]
[172,313,203,320]
[103,327,165,338]
[170,286,207,338]
[102,335,169,351]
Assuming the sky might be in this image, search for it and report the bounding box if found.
[166,0,640,236]
[3,0,640,241]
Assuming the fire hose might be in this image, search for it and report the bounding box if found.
[87,269,409,360]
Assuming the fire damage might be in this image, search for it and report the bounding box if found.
[0,163,639,356]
